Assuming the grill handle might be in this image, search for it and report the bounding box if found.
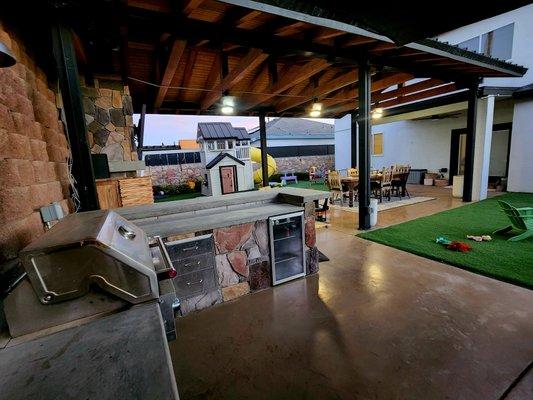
[154,236,177,279]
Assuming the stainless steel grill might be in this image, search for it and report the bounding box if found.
[20,210,159,305]
[7,210,180,341]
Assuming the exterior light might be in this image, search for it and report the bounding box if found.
[220,95,236,115]
[309,101,322,118]
[221,105,234,114]
[372,107,384,119]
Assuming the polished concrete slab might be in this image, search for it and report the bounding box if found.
[170,225,533,399]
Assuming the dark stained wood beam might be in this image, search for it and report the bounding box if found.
[201,48,268,110]
[322,73,414,114]
[242,59,330,111]
[154,39,187,109]
[183,0,205,15]
[276,69,357,112]
[372,78,444,103]
[177,48,198,100]
[127,0,173,13]
[337,36,377,47]
[377,83,458,109]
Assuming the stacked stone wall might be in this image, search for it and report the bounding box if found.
[0,23,72,264]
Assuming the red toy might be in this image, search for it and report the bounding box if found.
[445,241,472,252]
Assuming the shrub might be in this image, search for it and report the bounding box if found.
[153,178,202,196]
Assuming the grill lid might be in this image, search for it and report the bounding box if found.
[20,210,158,305]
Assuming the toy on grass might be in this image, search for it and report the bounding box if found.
[445,241,472,252]
[466,235,492,242]
[435,236,451,245]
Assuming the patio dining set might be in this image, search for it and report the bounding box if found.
[325,165,412,207]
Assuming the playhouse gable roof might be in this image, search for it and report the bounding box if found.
[205,152,245,169]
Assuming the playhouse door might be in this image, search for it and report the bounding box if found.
[220,166,237,194]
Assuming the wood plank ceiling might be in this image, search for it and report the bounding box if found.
[116,0,523,117]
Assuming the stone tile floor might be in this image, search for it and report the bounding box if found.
[170,200,533,399]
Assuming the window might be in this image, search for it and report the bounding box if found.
[372,133,383,156]
[458,37,480,52]
[456,23,514,60]
[207,141,215,151]
[481,23,514,60]
[227,140,234,149]
[216,140,226,150]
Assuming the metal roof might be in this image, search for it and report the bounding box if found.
[249,117,334,140]
[197,122,250,140]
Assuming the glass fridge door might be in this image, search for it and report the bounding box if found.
[269,212,305,285]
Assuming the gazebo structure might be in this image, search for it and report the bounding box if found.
[5,0,527,229]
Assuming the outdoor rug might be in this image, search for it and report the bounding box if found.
[329,196,435,213]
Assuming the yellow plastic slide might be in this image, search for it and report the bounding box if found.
[250,147,277,184]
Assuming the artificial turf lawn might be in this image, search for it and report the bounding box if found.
[155,192,204,202]
[358,192,533,289]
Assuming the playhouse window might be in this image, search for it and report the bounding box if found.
[216,140,226,150]
[227,140,234,149]
[207,141,215,150]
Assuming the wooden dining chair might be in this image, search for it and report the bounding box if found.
[347,168,358,177]
[375,167,393,202]
[328,171,347,205]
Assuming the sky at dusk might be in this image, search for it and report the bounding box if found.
[133,114,334,146]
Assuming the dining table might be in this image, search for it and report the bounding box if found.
[340,174,382,207]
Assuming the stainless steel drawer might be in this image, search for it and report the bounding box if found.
[166,235,213,260]
[172,253,214,276]
[174,269,217,298]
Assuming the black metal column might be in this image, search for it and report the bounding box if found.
[462,83,478,202]
[357,58,371,230]
[259,114,269,187]
[51,24,99,211]
[350,112,358,168]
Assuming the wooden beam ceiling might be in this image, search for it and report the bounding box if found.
[154,39,187,109]
[242,59,330,111]
[200,48,269,110]
[276,69,358,112]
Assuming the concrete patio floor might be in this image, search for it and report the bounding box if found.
[170,225,533,400]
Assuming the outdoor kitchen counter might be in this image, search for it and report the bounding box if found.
[136,203,304,238]
[0,302,179,400]
[116,187,329,238]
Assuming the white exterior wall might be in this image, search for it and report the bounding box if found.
[437,4,533,88]
[508,99,533,192]
[334,101,514,173]
[334,114,352,170]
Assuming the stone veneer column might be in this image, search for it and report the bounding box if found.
[81,80,136,164]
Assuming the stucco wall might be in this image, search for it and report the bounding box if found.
[508,99,533,192]
[437,4,533,88]
[335,100,514,174]
[0,23,72,264]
